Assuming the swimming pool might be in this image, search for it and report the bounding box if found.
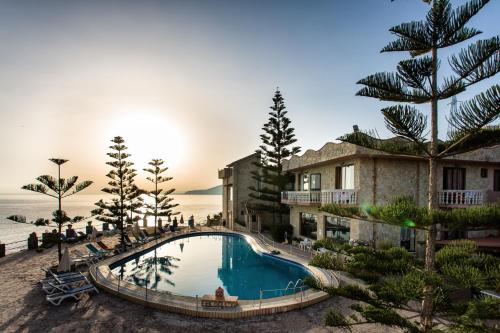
[109,233,311,300]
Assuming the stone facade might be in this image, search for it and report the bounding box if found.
[219,153,274,230]
[282,141,500,254]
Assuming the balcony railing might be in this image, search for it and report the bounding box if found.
[281,190,357,206]
[321,190,358,205]
[438,190,484,207]
[281,191,321,205]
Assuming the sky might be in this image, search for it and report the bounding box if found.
[0,0,498,194]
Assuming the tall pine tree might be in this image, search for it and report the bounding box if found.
[249,89,301,225]
[339,0,499,329]
[143,159,178,234]
[94,136,138,251]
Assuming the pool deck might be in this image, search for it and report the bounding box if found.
[89,228,333,319]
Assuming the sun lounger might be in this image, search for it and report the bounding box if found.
[96,241,112,251]
[124,234,138,247]
[142,230,158,239]
[201,294,239,308]
[86,243,111,257]
[73,249,101,265]
[42,275,88,294]
[46,283,99,306]
[131,231,148,244]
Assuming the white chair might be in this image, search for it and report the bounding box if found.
[46,283,99,306]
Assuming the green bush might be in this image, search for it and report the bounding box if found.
[463,296,500,320]
[313,237,351,252]
[370,271,427,306]
[310,252,345,270]
[441,264,486,290]
[269,223,293,243]
[324,309,352,331]
[377,240,394,250]
[303,275,321,289]
[350,304,420,333]
[345,246,415,283]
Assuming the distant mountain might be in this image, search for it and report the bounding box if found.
[183,185,222,195]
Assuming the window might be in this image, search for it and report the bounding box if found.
[301,174,309,191]
[325,216,350,242]
[310,174,321,190]
[251,215,257,222]
[480,168,488,178]
[300,213,317,240]
[335,165,354,189]
[400,227,415,252]
[443,167,466,190]
[494,170,500,192]
[229,186,233,201]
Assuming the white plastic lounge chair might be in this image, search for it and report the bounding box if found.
[46,283,99,306]
[40,272,83,284]
[42,275,88,294]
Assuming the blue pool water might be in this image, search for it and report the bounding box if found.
[109,233,311,300]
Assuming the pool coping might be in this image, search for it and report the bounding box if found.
[89,229,333,318]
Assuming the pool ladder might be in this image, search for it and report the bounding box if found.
[283,278,305,296]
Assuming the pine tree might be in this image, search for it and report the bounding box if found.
[249,89,301,225]
[339,1,499,329]
[94,136,138,251]
[22,158,92,262]
[126,184,145,224]
[143,159,178,234]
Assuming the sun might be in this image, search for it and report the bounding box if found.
[106,107,187,171]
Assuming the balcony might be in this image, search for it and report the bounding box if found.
[218,168,232,179]
[281,190,358,206]
[438,190,484,207]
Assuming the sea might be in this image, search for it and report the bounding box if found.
[0,194,221,254]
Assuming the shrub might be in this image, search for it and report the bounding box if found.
[370,271,427,306]
[313,237,351,252]
[340,285,374,303]
[324,309,352,331]
[377,240,393,251]
[436,240,476,267]
[441,264,486,290]
[269,223,293,243]
[463,296,500,320]
[351,304,420,333]
[303,275,321,289]
[310,252,345,270]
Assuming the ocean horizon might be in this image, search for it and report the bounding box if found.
[0,193,221,253]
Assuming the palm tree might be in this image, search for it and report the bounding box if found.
[22,158,93,262]
[143,159,178,234]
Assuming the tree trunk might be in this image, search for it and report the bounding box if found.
[421,43,439,331]
[57,164,62,263]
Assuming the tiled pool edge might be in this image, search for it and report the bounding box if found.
[89,230,333,318]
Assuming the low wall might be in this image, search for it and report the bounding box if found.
[89,230,331,319]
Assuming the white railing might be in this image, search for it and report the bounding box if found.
[438,190,484,206]
[281,190,357,206]
[321,189,357,205]
[281,191,321,205]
